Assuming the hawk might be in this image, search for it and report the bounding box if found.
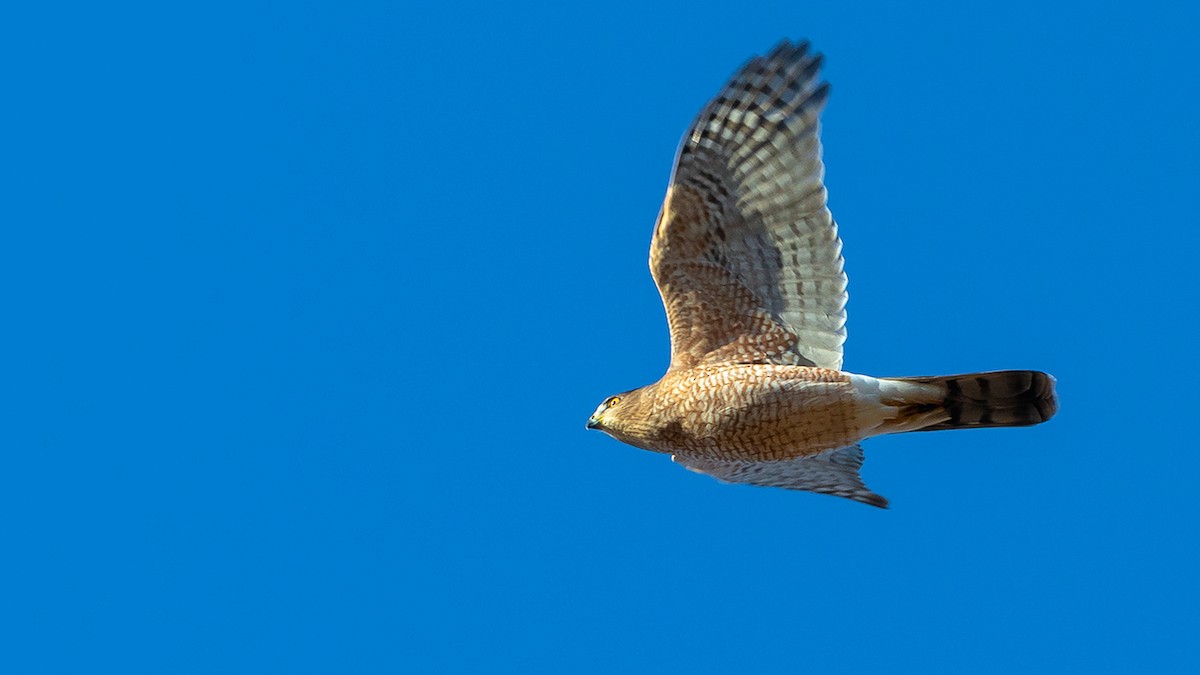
[586,39,1057,508]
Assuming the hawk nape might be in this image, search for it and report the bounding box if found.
[586,39,1057,508]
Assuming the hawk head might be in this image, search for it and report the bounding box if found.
[586,389,644,440]
[587,387,676,452]
[586,394,623,432]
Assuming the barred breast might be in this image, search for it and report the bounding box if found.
[646,364,881,461]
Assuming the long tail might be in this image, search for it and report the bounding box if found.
[882,370,1058,433]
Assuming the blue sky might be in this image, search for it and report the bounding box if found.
[3,0,1198,672]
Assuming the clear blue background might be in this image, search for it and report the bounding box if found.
[3,1,1197,672]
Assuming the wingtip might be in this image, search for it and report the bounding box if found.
[813,80,832,104]
[765,38,812,64]
[861,493,890,509]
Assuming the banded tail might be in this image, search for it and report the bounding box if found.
[885,370,1058,433]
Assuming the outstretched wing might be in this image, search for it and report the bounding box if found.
[650,39,848,371]
[673,445,888,508]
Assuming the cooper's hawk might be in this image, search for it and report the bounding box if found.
[586,39,1057,508]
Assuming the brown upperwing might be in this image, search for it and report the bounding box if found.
[649,39,849,372]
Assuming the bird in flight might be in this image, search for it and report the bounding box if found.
[586,39,1057,507]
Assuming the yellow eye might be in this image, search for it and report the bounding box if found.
[607,397,621,408]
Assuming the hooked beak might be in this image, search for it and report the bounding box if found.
[586,417,600,430]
